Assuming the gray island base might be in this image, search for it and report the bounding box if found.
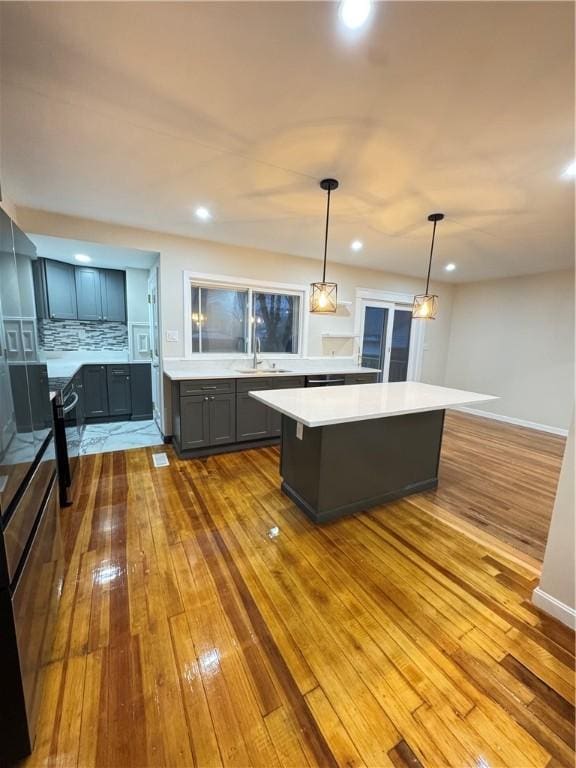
[248,381,498,525]
[279,409,445,523]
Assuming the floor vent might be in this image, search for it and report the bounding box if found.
[152,452,170,468]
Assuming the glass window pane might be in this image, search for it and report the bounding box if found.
[253,292,300,354]
[388,309,412,382]
[191,285,248,353]
[361,306,387,372]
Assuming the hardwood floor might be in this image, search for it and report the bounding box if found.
[429,411,566,561]
[23,413,573,768]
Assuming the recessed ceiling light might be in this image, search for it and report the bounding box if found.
[351,240,363,251]
[339,0,372,29]
[74,253,91,263]
[562,160,576,178]
[195,206,212,220]
[445,263,456,272]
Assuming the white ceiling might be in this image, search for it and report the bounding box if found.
[29,234,158,270]
[0,1,574,283]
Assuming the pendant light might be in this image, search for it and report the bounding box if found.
[310,178,339,313]
[413,212,444,320]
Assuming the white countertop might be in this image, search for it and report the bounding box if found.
[249,381,498,427]
[163,365,378,381]
[46,359,150,380]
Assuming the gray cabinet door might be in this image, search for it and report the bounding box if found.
[180,396,210,449]
[101,270,126,322]
[209,394,236,445]
[75,267,102,321]
[83,365,108,417]
[236,392,270,441]
[107,365,131,415]
[44,260,77,320]
[130,364,152,419]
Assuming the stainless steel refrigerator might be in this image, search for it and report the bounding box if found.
[0,206,63,764]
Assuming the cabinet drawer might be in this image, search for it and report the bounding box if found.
[179,379,235,396]
[236,377,278,392]
[345,373,379,385]
[273,376,305,390]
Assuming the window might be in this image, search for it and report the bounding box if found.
[191,286,248,353]
[188,278,304,356]
[254,292,300,354]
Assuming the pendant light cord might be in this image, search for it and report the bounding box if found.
[322,186,331,283]
[425,217,437,294]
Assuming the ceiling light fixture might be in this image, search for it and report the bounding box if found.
[445,263,456,272]
[339,0,372,29]
[351,240,363,251]
[413,213,444,320]
[562,160,576,178]
[195,206,212,220]
[74,253,91,263]
[310,178,339,313]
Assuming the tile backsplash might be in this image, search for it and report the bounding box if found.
[38,319,128,352]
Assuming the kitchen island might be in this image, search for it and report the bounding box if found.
[250,381,497,523]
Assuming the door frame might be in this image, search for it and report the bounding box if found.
[354,289,425,382]
[148,265,162,430]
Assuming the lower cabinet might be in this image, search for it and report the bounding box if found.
[179,396,210,449]
[82,363,152,421]
[130,364,153,419]
[179,392,236,449]
[83,365,108,417]
[210,394,236,445]
[173,373,375,457]
[236,393,270,442]
[236,376,305,442]
[107,366,132,416]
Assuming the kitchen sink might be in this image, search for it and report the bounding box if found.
[235,368,292,375]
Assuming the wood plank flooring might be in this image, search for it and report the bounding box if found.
[427,412,566,560]
[23,413,574,768]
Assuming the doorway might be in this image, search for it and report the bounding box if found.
[356,294,424,382]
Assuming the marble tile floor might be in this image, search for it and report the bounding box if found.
[79,420,163,455]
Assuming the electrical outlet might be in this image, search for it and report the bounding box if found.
[166,330,179,342]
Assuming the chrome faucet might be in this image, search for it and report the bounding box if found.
[252,319,263,368]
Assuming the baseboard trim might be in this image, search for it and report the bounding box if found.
[532,586,576,629]
[455,407,568,437]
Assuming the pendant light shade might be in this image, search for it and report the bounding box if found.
[413,212,444,320]
[310,178,339,313]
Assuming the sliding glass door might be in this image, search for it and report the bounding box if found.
[359,300,415,382]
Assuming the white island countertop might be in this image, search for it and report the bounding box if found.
[249,381,498,428]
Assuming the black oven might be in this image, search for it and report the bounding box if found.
[53,377,84,506]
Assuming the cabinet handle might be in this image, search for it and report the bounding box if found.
[202,386,218,390]
[210,396,215,401]
[204,396,209,401]
[126,376,130,380]
[103,316,107,320]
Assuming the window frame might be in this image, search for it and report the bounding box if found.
[183,271,309,359]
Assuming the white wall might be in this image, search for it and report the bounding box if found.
[15,207,454,386]
[125,267,149,324]
[533,416,575,627]
[445,270,575,431]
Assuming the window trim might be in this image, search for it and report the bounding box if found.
[183,270,309,359]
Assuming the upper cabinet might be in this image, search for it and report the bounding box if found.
[34,258,126,323]
[101,269,126,322]
[43,260,77,320]
[75,267,102,320]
